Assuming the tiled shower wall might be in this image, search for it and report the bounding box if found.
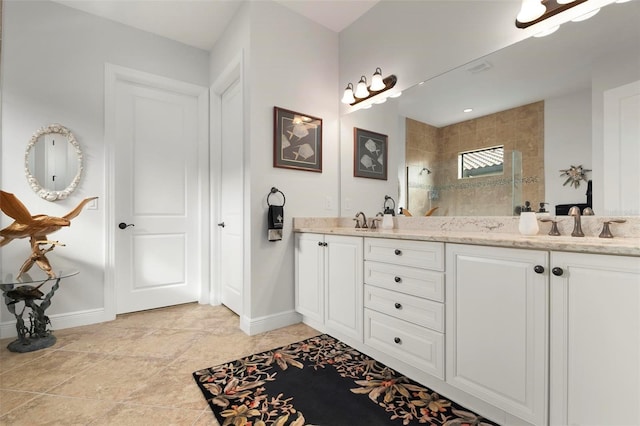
[406,101,545,216]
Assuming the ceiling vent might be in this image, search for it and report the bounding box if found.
[466,60,492,74]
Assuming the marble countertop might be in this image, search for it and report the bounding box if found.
[293,217,640,257]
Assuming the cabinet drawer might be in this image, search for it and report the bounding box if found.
[364,238,444,271]
[364,261,444,302]
[365,309,444,379]
[364,285,444,332]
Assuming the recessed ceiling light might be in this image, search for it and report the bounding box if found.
[463,108,473,113]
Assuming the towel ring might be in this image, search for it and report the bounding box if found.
[267,187,286,207]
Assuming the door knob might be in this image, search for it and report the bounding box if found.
[552,267,564,276]
[118,222,134,230]
[217,222,225,228]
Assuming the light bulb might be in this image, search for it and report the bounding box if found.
[370,67,385,91]
[341,83,356,104]
[354,76,369,98]
[516,0,546,23]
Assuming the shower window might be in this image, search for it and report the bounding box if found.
[458,145,504,179]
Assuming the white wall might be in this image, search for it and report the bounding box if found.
[544,89,592,211]
[208,1,340,330]
[246,1,340,325]
[340,100,402,217]
[0,1,209,333]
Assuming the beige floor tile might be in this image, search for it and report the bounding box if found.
[0,389,40,417]
[0,346,51,374]
[48,354,169,401]
[0,394,117,425]
[53,324,152,354]
[0,350,101,393]
[90,403,204,426]
[175,332,260,365]
[123,363,209,410]
[108,328,204,359]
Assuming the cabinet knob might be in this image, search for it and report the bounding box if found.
[394,337,402,344]
[394,276,402,283]
[317,241,323,246]
[394,302,402,309]
[394,249,402,256]
[323,242,328,247]
[534,265,545,274]
[552,267,564,276]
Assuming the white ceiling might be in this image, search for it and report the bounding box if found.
[51,0,380,51]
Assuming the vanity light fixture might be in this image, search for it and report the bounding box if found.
[341,67,399,106]
[516,0,621,37]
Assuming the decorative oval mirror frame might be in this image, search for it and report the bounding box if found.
[24,124,84,201]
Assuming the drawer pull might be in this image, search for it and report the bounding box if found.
[394,249,402,256]
[394,276,402,283]
[394,337,402,344]
[394,302,402,309]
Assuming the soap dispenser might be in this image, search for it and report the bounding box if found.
[519,201,539,236]
[536,202,550,218]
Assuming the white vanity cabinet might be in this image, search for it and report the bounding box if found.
[549,251,640,426]
[363,238,446,379]
[294,233,363,342]
[446,244,549,426]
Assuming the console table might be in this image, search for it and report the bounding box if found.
[1,268,78,353]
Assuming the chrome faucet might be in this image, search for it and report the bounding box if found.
[568,206,584,237]
[354,211,368,228]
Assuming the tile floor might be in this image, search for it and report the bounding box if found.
[0,303,319,425]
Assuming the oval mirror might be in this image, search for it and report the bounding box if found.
[25,124,84,201]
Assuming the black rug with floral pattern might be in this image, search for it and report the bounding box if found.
[193,334,498,426]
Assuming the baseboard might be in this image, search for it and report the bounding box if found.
[240,310,302,336]
[0,308,114,339]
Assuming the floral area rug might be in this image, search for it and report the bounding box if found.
[193,334,498,426]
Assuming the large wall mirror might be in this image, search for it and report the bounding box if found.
[341,0,639,217]
[25,123,84,201]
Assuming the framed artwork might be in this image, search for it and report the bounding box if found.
[273,107,322,172]
[354,127,388,180]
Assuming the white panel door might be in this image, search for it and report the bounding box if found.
[550,251,640,426]
[325,235,363,342]
[112,71,206,314]
[219,79,243,315]
[446,244,548,425]
[603,80,640,215]
[295,233,325,326]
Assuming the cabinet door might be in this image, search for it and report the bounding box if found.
[550,252,640,426]
[325,235,364,342]
[446,244,548,425]
[295,233,324,324]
